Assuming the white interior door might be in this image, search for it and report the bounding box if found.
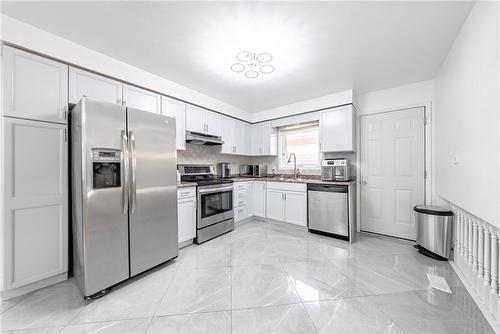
[360,107,425,240]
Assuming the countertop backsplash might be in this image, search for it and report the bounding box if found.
[177,143,357,178]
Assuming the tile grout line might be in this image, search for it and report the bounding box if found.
[144,247,190,334]
[270,230,321,334]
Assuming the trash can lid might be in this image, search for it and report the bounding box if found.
[413,205,453,216]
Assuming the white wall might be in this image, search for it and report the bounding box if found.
[0,15,251,121]
[251,89,353,123]
[355,80,435,116]
[435,2,500,226]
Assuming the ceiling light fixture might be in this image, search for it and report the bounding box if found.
[231,51,275,79]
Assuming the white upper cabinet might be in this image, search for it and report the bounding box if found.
[205,110,222,137]
[186,104,222,137]
[185,105,206,133]
[161,96,186,150]
[221,116,236,154]
[3,46,68,124]
[221,116,251,155]
[235,120,247,155]
[123,84,161,114]
[69,67,123,105]
[320,105,356,152]
[251,123,263,155]
[250,122,277,156]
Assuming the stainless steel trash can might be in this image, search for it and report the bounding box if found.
[414,205,454,260]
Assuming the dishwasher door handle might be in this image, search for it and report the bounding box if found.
[307,184,348,193]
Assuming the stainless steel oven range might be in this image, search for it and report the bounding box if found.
[178,164,234,244]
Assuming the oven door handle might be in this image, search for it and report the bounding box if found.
[198,185,234,194]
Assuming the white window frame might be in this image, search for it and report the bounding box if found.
[278,122,321,171]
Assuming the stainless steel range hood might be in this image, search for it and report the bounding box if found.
[185,131,224,145]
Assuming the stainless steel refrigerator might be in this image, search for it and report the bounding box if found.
[71,97,178,298]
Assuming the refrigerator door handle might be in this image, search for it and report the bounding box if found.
[129,130,137,214]
[121,130,129,215]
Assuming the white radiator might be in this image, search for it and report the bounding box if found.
[450,203,500,329]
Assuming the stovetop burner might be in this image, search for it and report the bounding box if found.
[178,164,234,187]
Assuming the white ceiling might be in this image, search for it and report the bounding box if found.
[1,1,473,112]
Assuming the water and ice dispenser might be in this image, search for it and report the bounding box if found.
[92,149,121,189]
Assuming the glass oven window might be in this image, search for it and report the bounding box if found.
[201,190,233,218]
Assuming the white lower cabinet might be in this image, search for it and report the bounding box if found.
[265,182,307,226]
[2,117,68,293]
[233,182,253,222]
[177,188,196,245]
[283,191,307,226]
[252,181,266,218]
[265,189,286,221]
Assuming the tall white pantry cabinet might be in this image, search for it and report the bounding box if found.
[1,46,69,298]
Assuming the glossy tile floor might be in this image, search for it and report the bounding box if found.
[0,220,494,334]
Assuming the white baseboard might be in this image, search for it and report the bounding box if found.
[449,261,500,333]
[178,239,193,249]
[1,272,67,300]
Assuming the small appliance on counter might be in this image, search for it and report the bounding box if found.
[321,158,351,181]
[239,164,268,177]
[217,162,231,178]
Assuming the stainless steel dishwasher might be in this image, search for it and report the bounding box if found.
[307,184,350,241]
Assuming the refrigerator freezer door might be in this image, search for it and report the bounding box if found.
[127,108,178,276]
[72,98,130,297]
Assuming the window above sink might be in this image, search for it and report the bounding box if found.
[278,122,321,171]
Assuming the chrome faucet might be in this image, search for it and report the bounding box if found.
[287,153,298,179]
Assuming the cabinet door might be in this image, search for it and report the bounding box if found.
[235,120,246,155]
[177,197,196,244]
[3,46,68,124]
[251,123,263,155]
[320,106,356,152]
[244,123,252,155]
[221,116,236,154]
[3,118,68,290]
[245,181,254,217]
[69,67,122,105]
[266,189,285,221]
[253,182,266,217]
[261,121,278,156]
[185,105,206,134]
[162,96,186,150]
[205,110,222,137]
[284,191,307,226]
[123,84,161,114]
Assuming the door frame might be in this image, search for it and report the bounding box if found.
[356,102,433,236]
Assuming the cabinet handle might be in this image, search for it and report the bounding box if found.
[64,128,67,142]
[122,99,127,106]
[180,192,190,196]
